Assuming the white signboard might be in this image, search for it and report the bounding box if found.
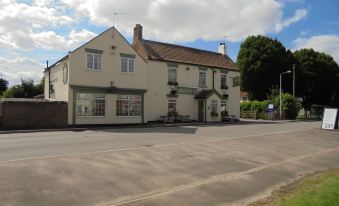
[321,108,338,130]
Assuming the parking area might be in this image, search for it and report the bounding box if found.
[0,121,338,206]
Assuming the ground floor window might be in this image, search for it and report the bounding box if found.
[221,100,227,117]
[168,99,177,115]
[76,93,105,116]
[210,100,218,114]
[116,95,141,116]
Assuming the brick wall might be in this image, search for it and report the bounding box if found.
[0,101,68,130]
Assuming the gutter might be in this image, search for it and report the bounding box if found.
[47,60,50,99]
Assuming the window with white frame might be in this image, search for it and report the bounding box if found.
[221,72,227,89]
[87,53,101,71]
[199,70,207,87]
[210,100,217,114]
[76,93,105,117]
[168,99,177,113]
[168,67,177,83]
[121,58,135,73]
[116,95,141,116]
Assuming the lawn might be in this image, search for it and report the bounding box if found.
[252,170,339,206]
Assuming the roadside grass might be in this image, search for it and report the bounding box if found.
[251,170,339,206]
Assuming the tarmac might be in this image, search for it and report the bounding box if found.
[0,121,338,206]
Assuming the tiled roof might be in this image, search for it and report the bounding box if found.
[137,40,238,70]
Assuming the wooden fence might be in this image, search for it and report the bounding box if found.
[240,111,257,119]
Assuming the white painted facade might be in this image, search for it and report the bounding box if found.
[44,26,240,125]
[146,61,240,122]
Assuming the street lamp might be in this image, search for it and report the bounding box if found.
[292,64,295,98]
[280,70,291,120]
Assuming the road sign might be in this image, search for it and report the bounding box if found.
[268,104,274,112]
[321,108,338,130]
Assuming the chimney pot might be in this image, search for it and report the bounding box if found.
[218,42,226,55]
[133,24,143,44]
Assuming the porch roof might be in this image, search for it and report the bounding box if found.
[195,89,223,99]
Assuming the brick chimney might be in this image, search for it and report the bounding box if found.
[218,42,226,55]
[133,24,143,44]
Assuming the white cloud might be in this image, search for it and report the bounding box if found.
[0,0,310,85]
[0,56,44,86]
[0,0,76,51]
[293,35,339,63]
[29,29,97,51]
[275,9,307,32]
[67,29,97,49]
[62,0,306,42]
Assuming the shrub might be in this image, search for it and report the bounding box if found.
[240,101,252,111]
[274,93,301,119]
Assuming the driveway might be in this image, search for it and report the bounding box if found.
[0,121,338,206]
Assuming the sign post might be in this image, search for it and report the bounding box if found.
[321,108,338,130]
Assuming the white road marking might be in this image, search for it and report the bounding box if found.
[0,129,308,164]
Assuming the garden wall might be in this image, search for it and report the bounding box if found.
[0,100,68,130]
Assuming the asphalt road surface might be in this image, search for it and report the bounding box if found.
[0,121,338,206]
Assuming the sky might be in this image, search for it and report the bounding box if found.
[0,0,338,86]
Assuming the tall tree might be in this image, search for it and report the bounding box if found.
[2,79,43,98]
[237,35,293,100]
[293,48,339,110]
[0,78,9,95]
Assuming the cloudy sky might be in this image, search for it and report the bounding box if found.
[0,0,338,85]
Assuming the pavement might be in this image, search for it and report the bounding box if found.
[0,121,338,206]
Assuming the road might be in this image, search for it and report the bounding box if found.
[0,121,338,206]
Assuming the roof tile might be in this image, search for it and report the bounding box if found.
[137,40,238,70]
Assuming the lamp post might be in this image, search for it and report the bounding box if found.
[280,70,291,120]
[293,64,295,98]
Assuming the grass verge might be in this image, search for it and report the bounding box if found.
[251,169,339,206]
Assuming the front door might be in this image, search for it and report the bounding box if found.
[198,100,204,122]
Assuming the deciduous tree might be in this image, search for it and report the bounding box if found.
[0,78,9,95]
[237,35,293,100]
[293,48,339,110]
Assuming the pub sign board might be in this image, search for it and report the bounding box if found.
[321,108,338,130]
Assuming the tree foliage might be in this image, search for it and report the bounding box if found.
[0,78,9,96]
[2,79,43,98]
[237,35,293,101]
[273,93,301,119]
[240,92,301,120]
[293,48,339,110]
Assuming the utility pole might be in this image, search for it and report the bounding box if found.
[293,64,295,98]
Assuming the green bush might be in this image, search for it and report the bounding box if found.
[240,101,252,111]
[241,100,271,112]
[274,93,301,119]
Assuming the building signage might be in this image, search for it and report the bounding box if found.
[321,108,338,130]
[177,87,197,95]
